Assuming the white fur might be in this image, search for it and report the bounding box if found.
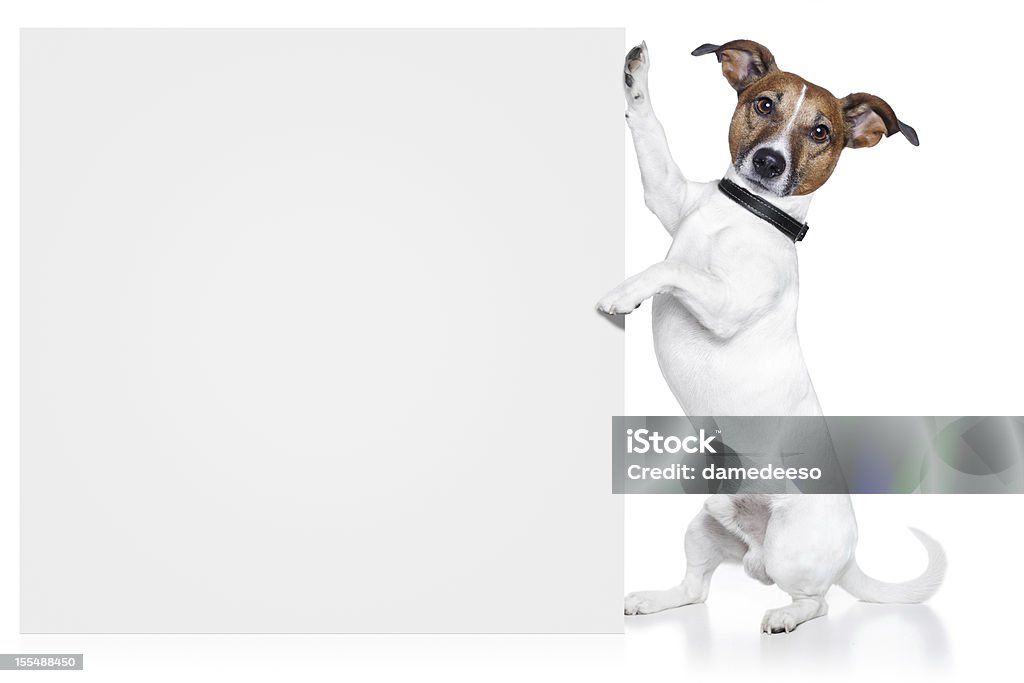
[782,84,808,136]
[603,43,945,634]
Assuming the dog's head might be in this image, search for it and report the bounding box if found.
[693,40,918,197]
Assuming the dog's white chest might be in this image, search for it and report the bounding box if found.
[650,191,821,416]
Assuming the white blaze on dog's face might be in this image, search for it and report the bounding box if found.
[692,40,920,197]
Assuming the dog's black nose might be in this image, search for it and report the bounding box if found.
[752,148,786,180]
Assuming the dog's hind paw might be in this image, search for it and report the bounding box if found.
[760,599,827,634]
[624,587,694,615]
[761,607,799,634]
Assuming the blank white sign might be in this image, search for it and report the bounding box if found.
[21,29,624,633]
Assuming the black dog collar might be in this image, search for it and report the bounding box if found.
[718,178,810,242]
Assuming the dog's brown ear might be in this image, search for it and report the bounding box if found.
[691,40,778,92]
[841,93,920,148]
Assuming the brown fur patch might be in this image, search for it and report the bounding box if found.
[702,39,918,195]
[718,40,778,91]
[728,72,846,196]
[841,93,901,149]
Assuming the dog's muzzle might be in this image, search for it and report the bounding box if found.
[752,148,786,180]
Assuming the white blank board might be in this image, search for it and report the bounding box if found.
[21,29,624,633]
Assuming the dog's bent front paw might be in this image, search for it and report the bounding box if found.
[624,588,691,615]
[623,42,650,110]
[596,289,643,316]
[596,299,642,315]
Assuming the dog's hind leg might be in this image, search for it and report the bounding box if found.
[625,508,745,615]
[759,497,855,633]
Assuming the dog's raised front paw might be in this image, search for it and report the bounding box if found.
[624,41,650,109]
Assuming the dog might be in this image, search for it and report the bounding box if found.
[598,40,946,634]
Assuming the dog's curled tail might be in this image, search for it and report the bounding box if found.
[838,528,946,604]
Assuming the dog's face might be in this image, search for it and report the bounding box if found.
[693,40,918,197]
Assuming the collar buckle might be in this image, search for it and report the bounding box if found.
[718,178,810,244]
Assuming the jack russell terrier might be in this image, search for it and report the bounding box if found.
[598,40,946,634]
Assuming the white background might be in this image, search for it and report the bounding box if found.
[2,0,1023,681]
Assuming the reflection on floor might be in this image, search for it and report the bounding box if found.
[624,569,954,679]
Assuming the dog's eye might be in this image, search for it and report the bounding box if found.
[811,124,830,143]
[753,97,774,117]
